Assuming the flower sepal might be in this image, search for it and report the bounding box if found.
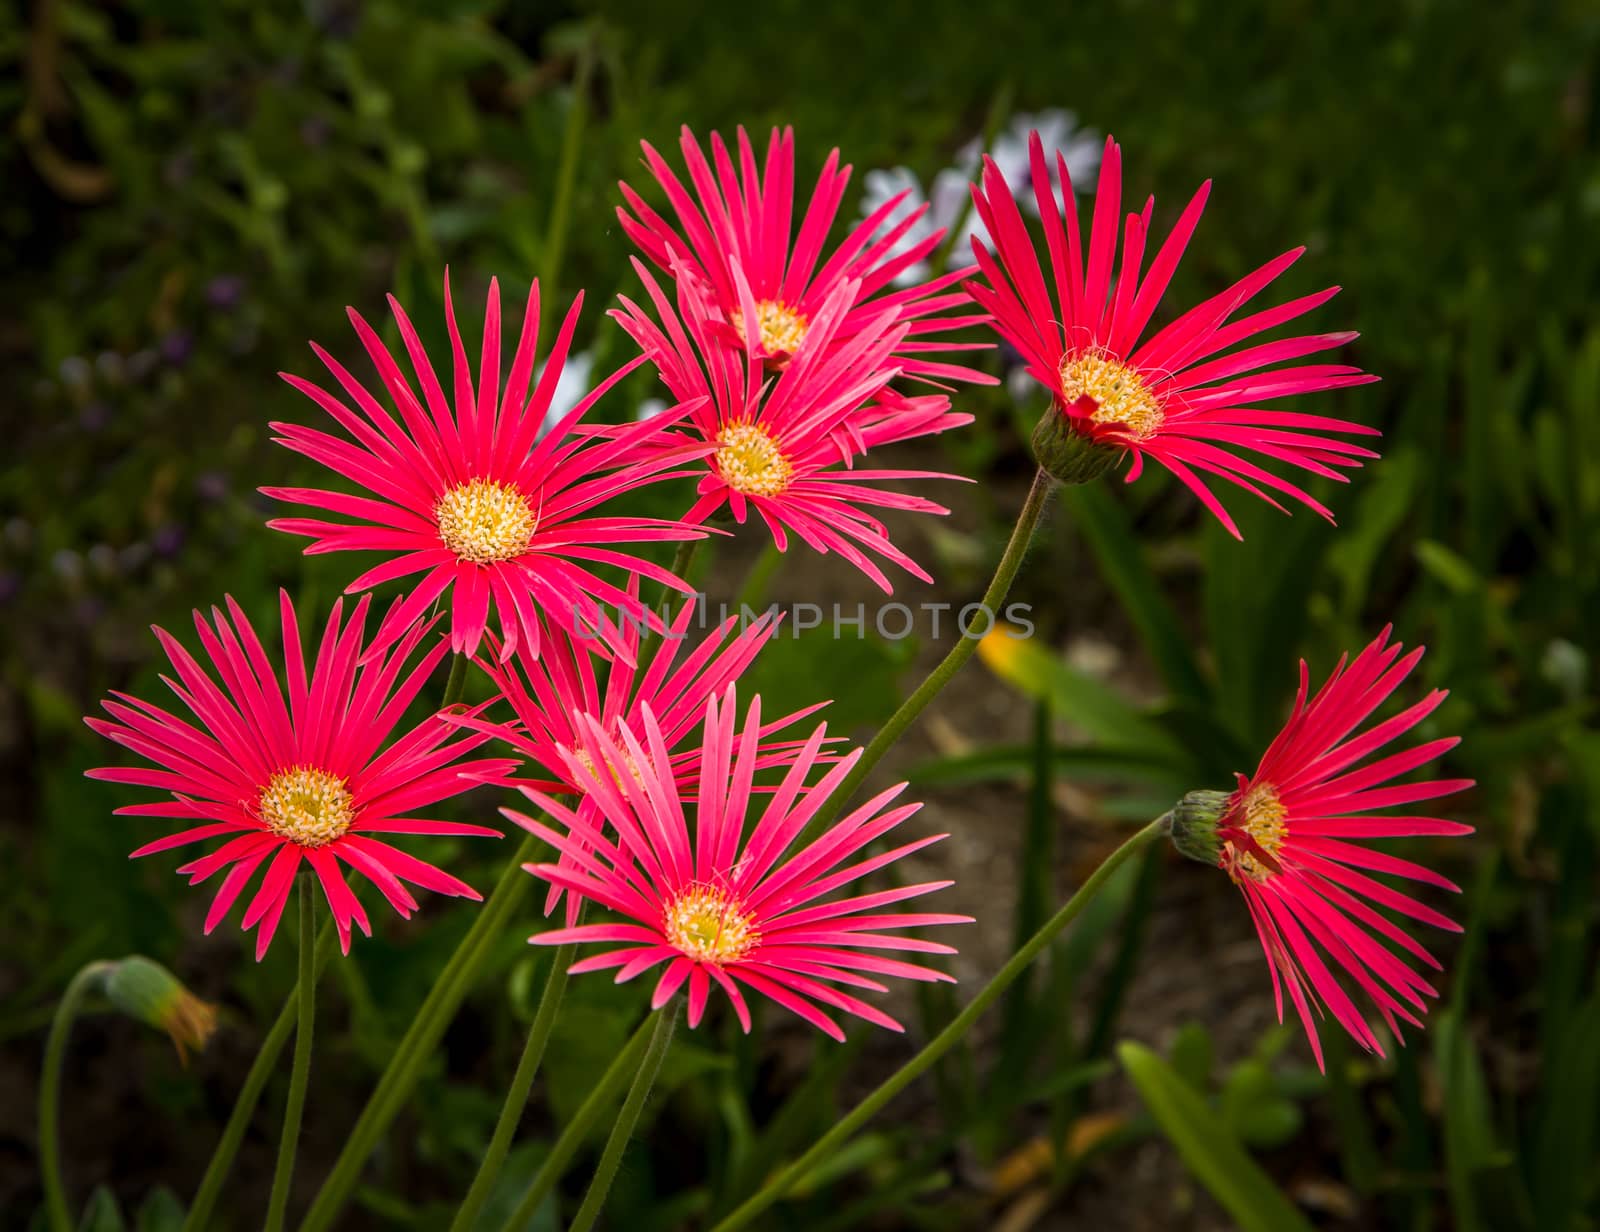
[1168,789,1231,866]
[1031,409,1120,486]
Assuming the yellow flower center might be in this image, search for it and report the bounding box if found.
[664,884,759,964]
[731,299,809,356]
[1223,782,1289,884]
[259,766,354,848]
[436,478,536,564]
[570,744,644,791]
[1059,350,1165,441]
[715,421,793,497]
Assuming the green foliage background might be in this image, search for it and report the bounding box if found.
[1,1,1596,1228]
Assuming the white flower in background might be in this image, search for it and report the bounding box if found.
[990,110,1103,218]
[859,109,1101,289]
[858,165,978,288]
[537,349,594,437]
[636,397,668,422]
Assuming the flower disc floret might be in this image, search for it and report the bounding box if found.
[731,299,809,356]
[1060,350,1165,440]
[436,478,536,564]
[259,766,354,848]
[665,885,759,964]
[1221,781,1288,883]
[715,422,793,497]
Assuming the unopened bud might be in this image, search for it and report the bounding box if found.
[1031,411,1120,486]
[1170,790,1232,866]
[103,956,218,1064]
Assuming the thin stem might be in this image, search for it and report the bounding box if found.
[658,538,702,615]
[448,944,576,1232]
[814,468,1053,830]
[540,36,595,340]
[183,927,335,1232]
[733,542,782,613]
[297,834,540,1232]
[709,815,1168,1232]
[441,652,469,708]
[263,880,318,1232]
[496,1012,655,1232]
[40,960,112,1232]
[569,1005,678,1232]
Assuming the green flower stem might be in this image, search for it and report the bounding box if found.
[539,37,594,333]
[297,833,540,1232]
[39,960,112,1232]
[496,1012,655,1232]
[658,539,702,614]
[447,943,576,1232]
[183,927,335,1232]
[263,880,319,1232]
[568,1005,678,1232]
[709,815,1168,1232]
[813,467,1054,831]
[441,652,470,708]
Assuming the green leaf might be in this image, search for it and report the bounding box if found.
[134,1189,185,1232]
[1169,1023,1214,1090]
[1118,1042,1315,1232]
[1435,1009,1500,1232]
[77,1188,127,1232]
[1326,446,1421,619]
[1220,1058,1303,1149]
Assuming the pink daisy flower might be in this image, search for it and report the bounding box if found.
[968,132,1381,535]
[86,592,514,959]
[507,690,970,1038]
[266,274,710,663]
[618,124,994,387]
[457,592,829,921]
[1175,627,1473,1067]
[612,255,969,592]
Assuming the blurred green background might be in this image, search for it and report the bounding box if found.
[2,1,1597,1229]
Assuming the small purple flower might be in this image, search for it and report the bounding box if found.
[0,572,20,604]
[205,276,247,310]
[195,471,230,503]
[151,524,186,557]
[160,331,193,366]
[78,401,112,432]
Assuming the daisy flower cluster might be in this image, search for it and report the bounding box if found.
[82,115,1469,1078]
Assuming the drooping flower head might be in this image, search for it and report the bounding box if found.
[969,133,1381,533]
[87,592,513,958]
[1170,628,1472,1067]
[266,274,710,663]
[457,590,829,921]
[509,690,969,1038]
[619,124,994,387]
[612,256,969,592]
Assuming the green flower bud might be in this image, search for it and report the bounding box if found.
[1169,789,1232,866]
[1031,410,1121,486]
[103,956,218,1064]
